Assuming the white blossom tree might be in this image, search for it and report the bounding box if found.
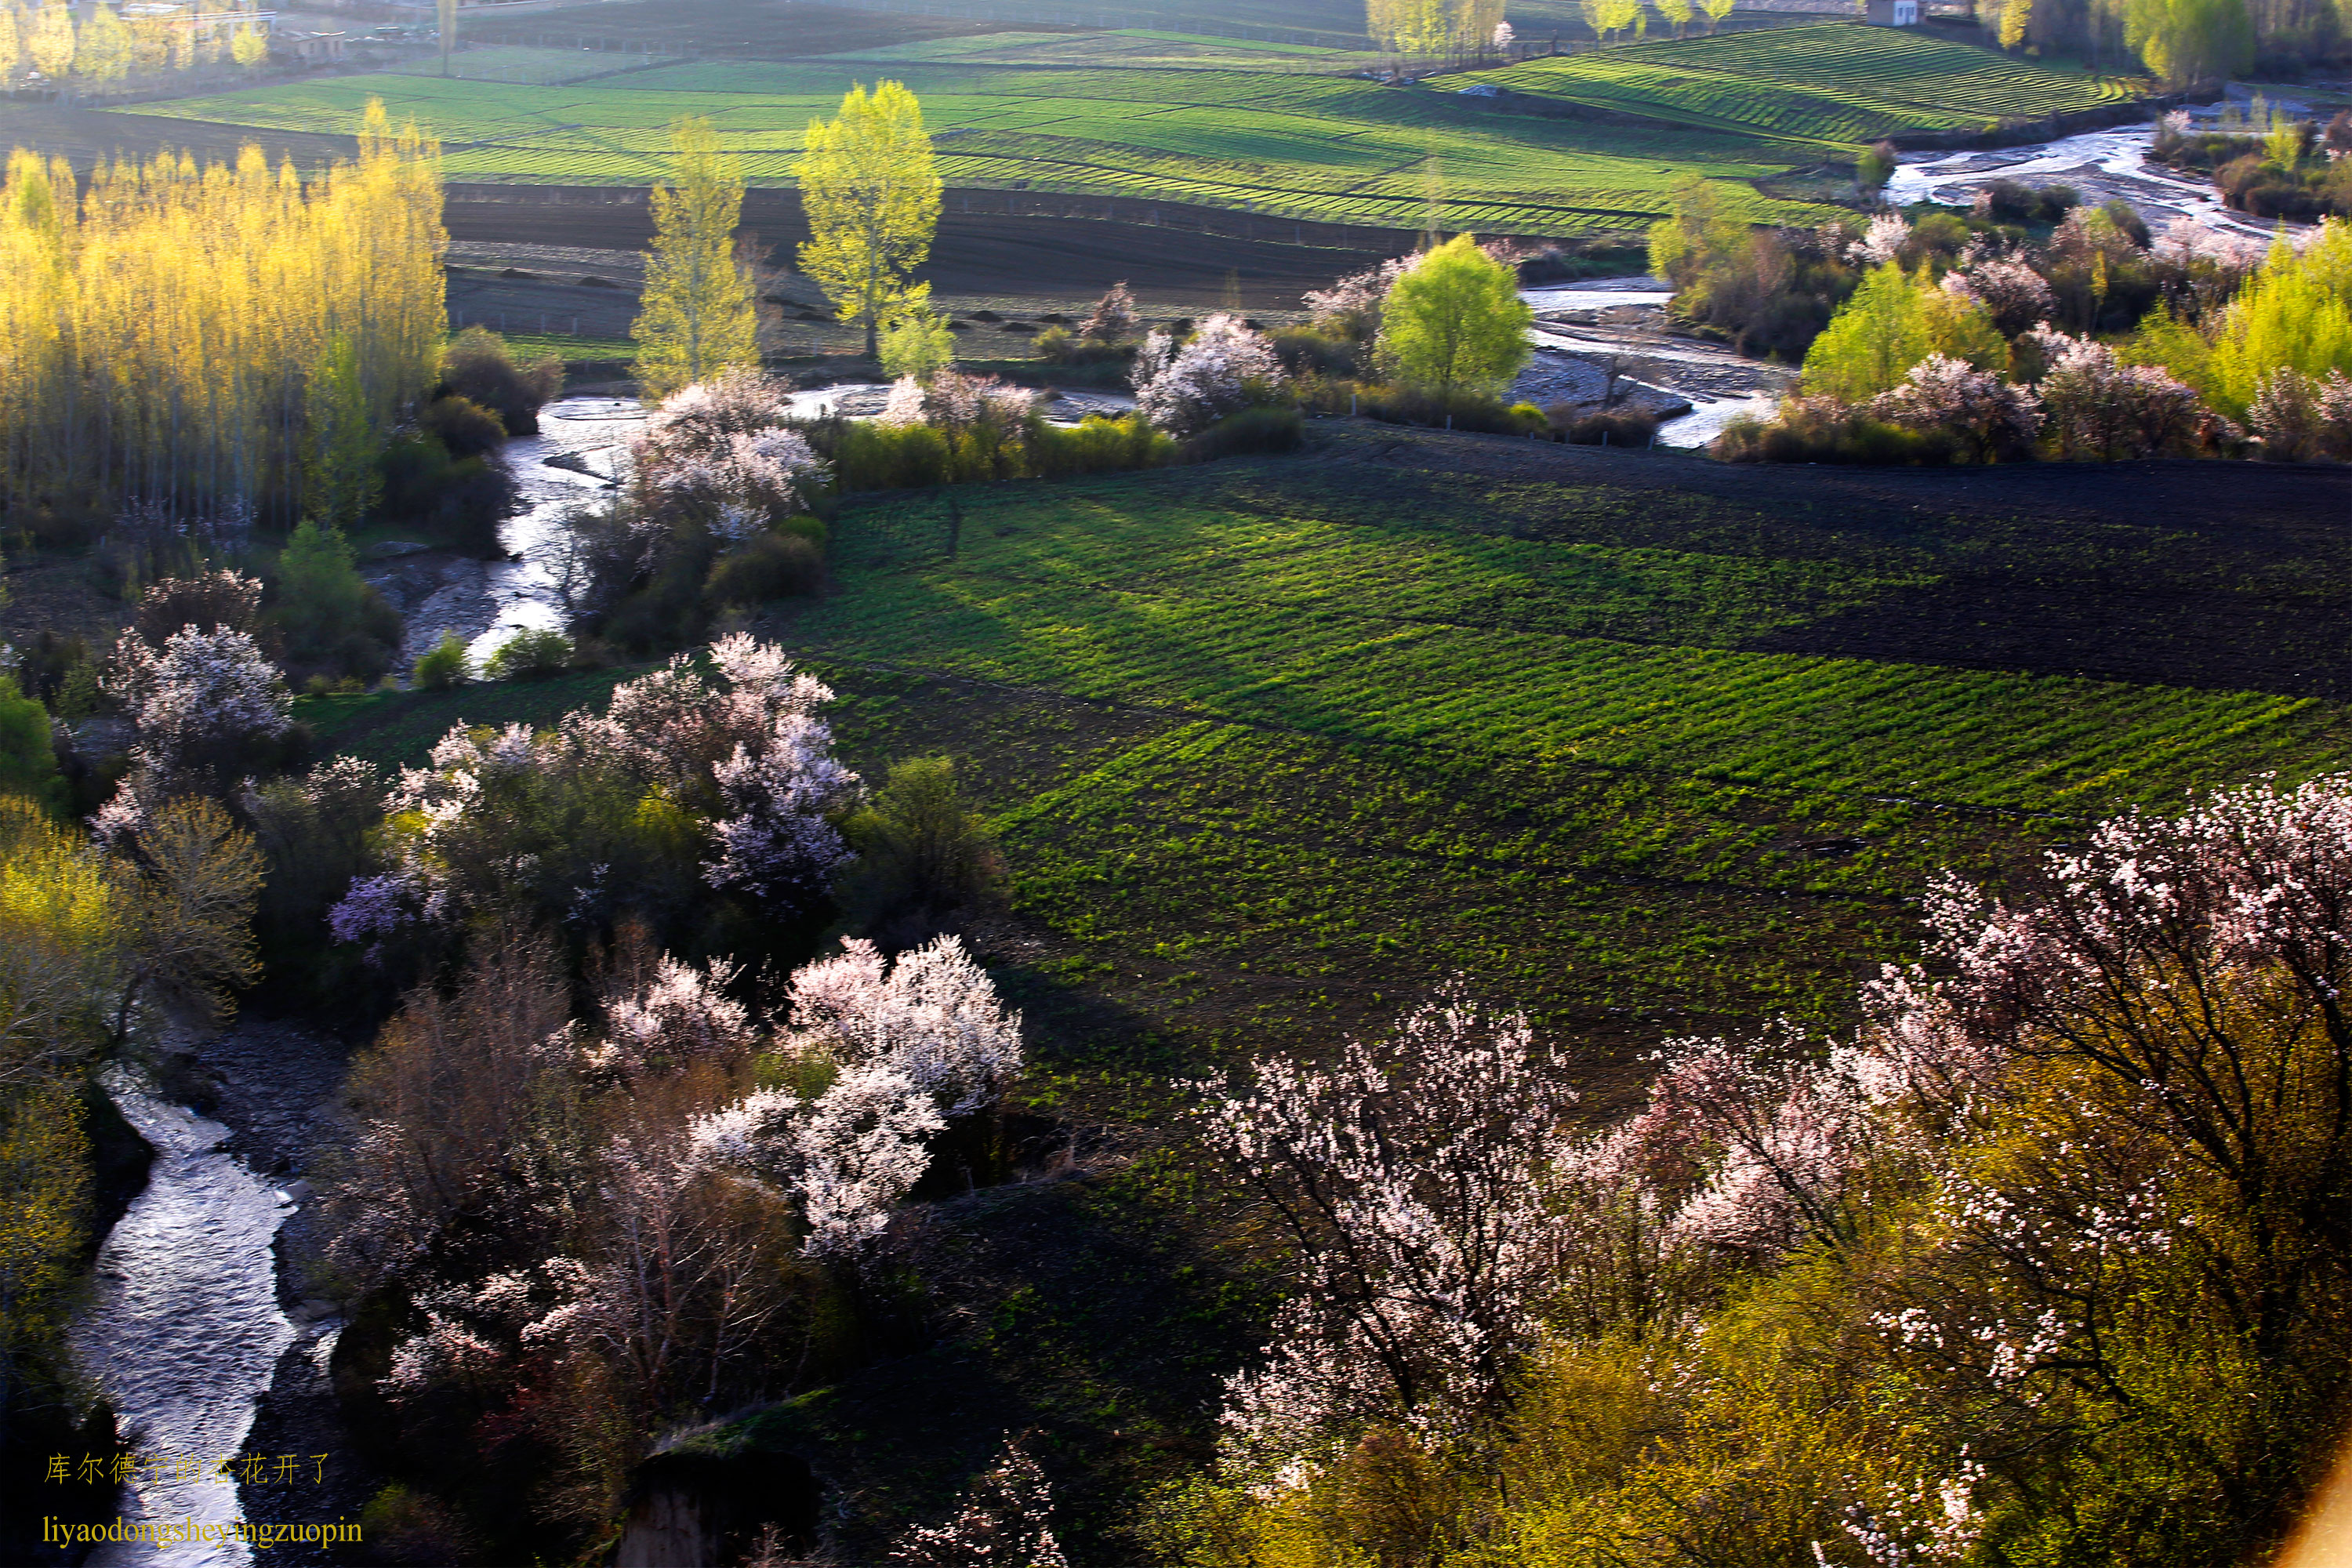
[891,1437,1068,1567]
[1195,982,1580,1478]
[1133,314,1286,436]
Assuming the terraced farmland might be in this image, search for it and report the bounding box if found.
[118,41,1838,236]
[1465,23,2147,147]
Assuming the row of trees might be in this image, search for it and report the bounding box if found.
[1657,172,2352,462]
[1152,771,2352,1567]
[0,101,446,534]
[632,81,943,394]
[1980,0,2339,82]
[0,1,268,89]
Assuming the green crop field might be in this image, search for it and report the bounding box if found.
[119,33,1862,236]
[1464,23,2146,147]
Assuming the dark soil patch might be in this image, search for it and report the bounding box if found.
[445,191,1400,308]
[0,99,354,172]
[1284,425,2352,699]
[461,0,1080,56]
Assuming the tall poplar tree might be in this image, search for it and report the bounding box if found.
[26,5,73,80]
[632,116,758,401]
[77,3,130,83]
[797,80,941,361]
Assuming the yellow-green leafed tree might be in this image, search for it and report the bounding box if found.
[1657,0,1696,37]
[1800,261,2004,401]
[1378,234,1533,397]
[230,14,265,66]
[1700,0,1737,32]
[0,797,122,1087]
[0,8,22,84]
[76,2,131,83]
[797,80,942,361]
[27,4,72,78]
[1998,0,2035,48]
[633,115,758,400]
[2204,221,2352,416]
[0,1076,92,1400]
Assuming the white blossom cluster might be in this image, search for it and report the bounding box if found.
[92,622,293,845]
[889,1437,1067,1567]
[689,934,1023,1259]
[328,635,859,947]
[629,368,828,531]
[1132,313,1287,436]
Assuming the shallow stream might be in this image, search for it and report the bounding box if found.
[71,1073,296,1567]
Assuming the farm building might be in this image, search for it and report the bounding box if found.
[1865,0,1922,21]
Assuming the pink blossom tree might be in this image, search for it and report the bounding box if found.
[688,935,1022,1261]
[1869,354,2042,462]
[1940,256,2055,338]
[2024,326,2216,459]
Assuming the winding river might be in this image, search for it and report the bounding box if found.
[71,1073,296,1568]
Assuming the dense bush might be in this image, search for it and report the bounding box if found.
[1179,405,1305,462]
[441,326,564,436]
[376,433,517,555]
[418,394,508,460]
[1551,405,1661,445]
[269,519,405,684]
[1973,177,2081,225]
[1269,326,1363,379]
[824,398,1171,490]
[1717,396,1959,464]
[833,756,1006,942]
[481,627,575,681]
[1350,384,1548,436]
[704,529,826,605]
[412,632,472,691]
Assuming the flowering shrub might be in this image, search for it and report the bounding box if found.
[327,634,858,952]
[1134,314,1287,437]
[91,623,295,846]
[630,369,827,529]
[1195,982,1578,1478]
[1303,258,1409,341]
[1939,255,2055,338]
[2026,326,2216,458]
[891,1439,1066,1567]
[690,934,1022,1258]
[1867,354,2042,462]
[2247,365,2352,459]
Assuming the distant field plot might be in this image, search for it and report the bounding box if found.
[383,45,659,85]
[813,28,1346,64]
[808,485,2341,812]
[122,53,1832,234]
[1465,24,2146,147]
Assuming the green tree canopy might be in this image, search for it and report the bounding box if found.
[1800,260,2004,402]
[2125,0,2254,86]
[1377,235,1533,399]
[797,81,942,360]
